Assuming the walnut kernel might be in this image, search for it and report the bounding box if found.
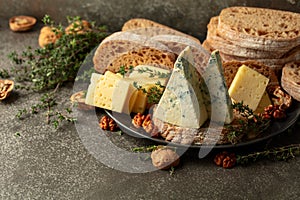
[151,148,180,170]
[100,115,118,131]
[0,79,14,100]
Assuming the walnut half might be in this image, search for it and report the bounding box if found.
[9,16,36,32]
[151,148,180,170]
[0,79,14,100]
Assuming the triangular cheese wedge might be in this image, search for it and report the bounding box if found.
[154,46,208,128]
[202,50,234,124]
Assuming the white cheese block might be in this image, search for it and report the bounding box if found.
[154,46,208,128]
[128,65,171,86]
[112,79,138,114]
[202,50,234,124]
[85,73,103,106]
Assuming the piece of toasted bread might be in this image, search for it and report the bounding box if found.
[93,32,176,73]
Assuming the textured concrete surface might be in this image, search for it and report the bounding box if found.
[1,0,300,41]
[0,2,300,199]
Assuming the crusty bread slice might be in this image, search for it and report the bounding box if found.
[217,45,300,77]
[106,46,176,73]
[207,16,288,58]
[222,60,279,88]
[152,34,210,74]
[281,61,300,101]
[217,7,300,50]
[122,18,201,44]
[93,32,176,73]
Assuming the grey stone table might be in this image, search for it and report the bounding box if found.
[1,19,300,200]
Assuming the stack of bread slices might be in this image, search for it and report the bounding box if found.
[93,18,210,75]
[202,6,300,78]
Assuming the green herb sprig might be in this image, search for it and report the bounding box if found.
[225,102,271,144]
[0,69,10,78]
[237,144,300,165]
[8,15,109,91]
[9,15,109,128]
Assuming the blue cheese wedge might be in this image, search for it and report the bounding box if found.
[202,50,234,124]
[154,46,208,128]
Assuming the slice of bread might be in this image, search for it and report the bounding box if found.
[152,34,210,74]
[281,61,300,101]
[106,46,176,73]
[217,7,300,49]
[207,16,287,58]
[222,60,279,88]
[93,32,176,73]
[122,18,201,44]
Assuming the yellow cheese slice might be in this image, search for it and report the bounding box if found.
[228,65,269,111]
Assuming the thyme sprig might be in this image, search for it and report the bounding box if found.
[0,69,10,78]
[16,84,76,128]
[9,15,109,128]
[136,67,171,78]
[8,15,109,91]
[226,102,271,144]
[237,144,300,165]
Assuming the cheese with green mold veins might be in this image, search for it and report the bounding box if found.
[202,50,234,124]
[154,46,208,128]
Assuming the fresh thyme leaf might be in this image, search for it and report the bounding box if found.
[8,15,109,91]
[237,144,300,165]
[136,67,171,78]
[0,69,10,78]
[225,102,271,144]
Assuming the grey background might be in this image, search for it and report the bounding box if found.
[1,0,300,199]
[1,0,300,40]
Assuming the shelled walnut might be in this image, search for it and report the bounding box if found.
[9,16,36,32]
[268,85,292,109]
[151,147,180,170]
[0,79,14,100]
[70,91,94,111]
[65,20,92,35]
[214,151,236,169]
[38,26,62,48]
[100,115,118,131]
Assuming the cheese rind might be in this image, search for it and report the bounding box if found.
[228,64,269,111]
[202,50,234,124]
[254,91,272,114]
[154,46,208,128]
[85,73,103,106]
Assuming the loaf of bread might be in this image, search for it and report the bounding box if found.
[93,32,176,73]
[217,7,300,50]
[281,61,300,101]
[122,18,200,44]
[222,60,280,88]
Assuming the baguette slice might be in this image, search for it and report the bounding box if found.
[281,61,300,101]
[93,32,176,73]
[206,16,287,58]
[122,18,200,44]
[152,34,210,74]
[217,7,300,50]
[222,60,279,88]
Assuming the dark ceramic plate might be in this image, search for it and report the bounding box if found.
[105,102,300,149]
